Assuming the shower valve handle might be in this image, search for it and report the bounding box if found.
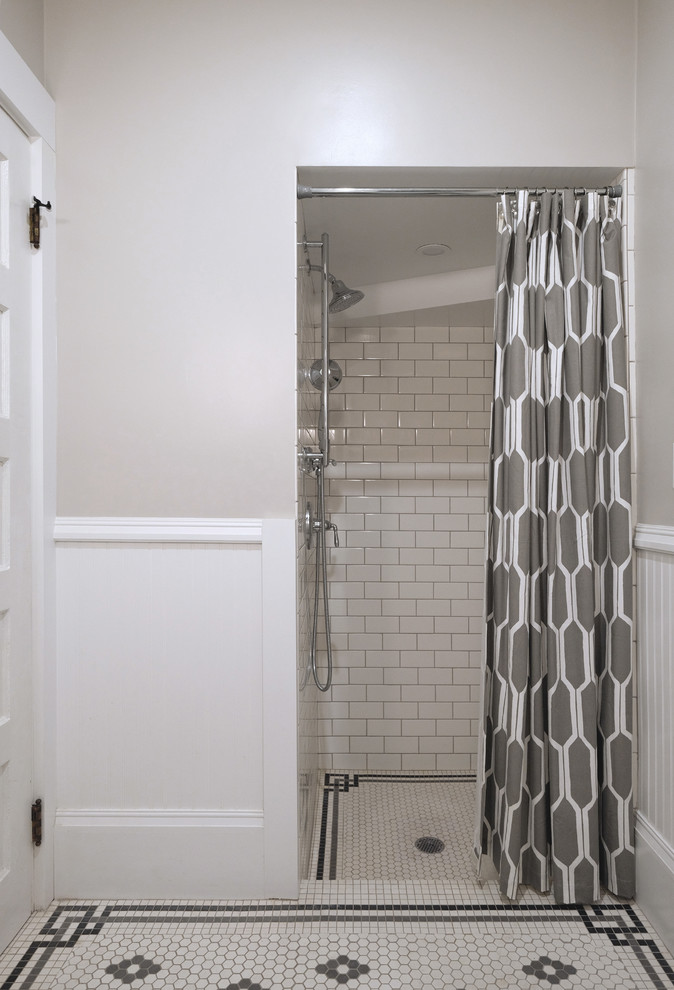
[325,520,339,547]
[312,515,339,548]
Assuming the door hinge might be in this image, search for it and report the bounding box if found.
[31,798,42,847]
[29,197,52,250]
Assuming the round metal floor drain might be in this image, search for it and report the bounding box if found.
[415,836,445,854]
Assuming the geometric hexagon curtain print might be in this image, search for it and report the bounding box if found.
[476,190,635,904]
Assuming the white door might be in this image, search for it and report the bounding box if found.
[0,106,35,953]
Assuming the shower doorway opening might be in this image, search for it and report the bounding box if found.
[295,165,634,885]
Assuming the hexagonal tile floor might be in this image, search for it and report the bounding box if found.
[1,770,672,989]
[310,770,478,881]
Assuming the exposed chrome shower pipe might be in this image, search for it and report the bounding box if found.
[302,233,331,465]
[320,232,330,465]
[300,234,341,692]
[298,184,623,199]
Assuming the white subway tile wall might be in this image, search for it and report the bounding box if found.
[301,174,637,788]
[319,324,494,772]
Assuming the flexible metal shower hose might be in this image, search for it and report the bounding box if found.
[310,462,333,692]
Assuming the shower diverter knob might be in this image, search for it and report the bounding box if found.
[304,502,314,550]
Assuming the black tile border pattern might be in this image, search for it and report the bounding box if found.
[2,773,672,989]
[2,900,674,989]
[315,771,476,880]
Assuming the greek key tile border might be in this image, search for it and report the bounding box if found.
[2,899,673,989]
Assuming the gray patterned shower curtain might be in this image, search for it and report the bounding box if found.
[476,190,635,904]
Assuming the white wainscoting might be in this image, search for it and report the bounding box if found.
[54,517,297,899]
[634,524,674,952]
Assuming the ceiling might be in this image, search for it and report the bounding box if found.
[297,165,623,327]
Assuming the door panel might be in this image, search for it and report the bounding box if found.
[0,106,34,953]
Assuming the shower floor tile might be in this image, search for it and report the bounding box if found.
[1,771,673,990]
[309,769,478,882]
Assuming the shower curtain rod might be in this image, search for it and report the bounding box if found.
[297,184,623,199]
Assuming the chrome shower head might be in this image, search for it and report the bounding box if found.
[328,276,365,313]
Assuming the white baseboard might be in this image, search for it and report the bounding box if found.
[54,811,265,899]
[635,812,674,955]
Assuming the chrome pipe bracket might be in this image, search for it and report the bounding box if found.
[299,447,324,474]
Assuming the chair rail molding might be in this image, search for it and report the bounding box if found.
[634,523,674,555]
[54,516,263,543]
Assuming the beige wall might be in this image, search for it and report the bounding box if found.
[635,0,674,526]
[43,0,637,518]
[0,0,44,83]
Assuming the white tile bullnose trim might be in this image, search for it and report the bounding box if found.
[634,523,674,555]
[54,516,263,543]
